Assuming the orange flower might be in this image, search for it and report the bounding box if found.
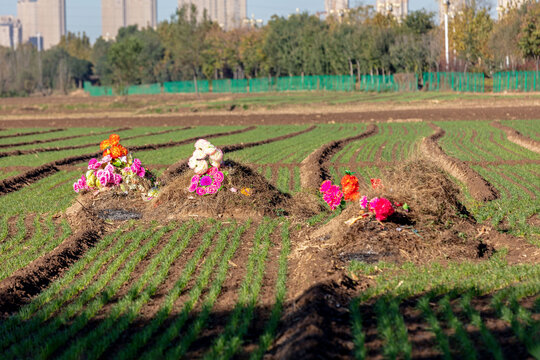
[103,148,111,157]
[110,145,123,159]
[109,134,120,146]
[341,172,360,202]
[119,145,128,156]
[100,139,110,151]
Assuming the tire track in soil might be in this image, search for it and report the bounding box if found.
[0,126,191,159]
[467,159,540,166]
[299,124,379,191]
[0,127,131,149]
[0,224,103,316]
[420,123,499,202]
[491,121,540,154]
[392,141,401,162]
[0,128,65,140]
[162,125,316,181]
[0,126,256,197]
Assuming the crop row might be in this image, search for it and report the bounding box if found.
[0,127,114,146]
[436,121,540,162]
[470,164,540,238]
[0,213,71,281]
[350,253,540,359]
[0,218,289,359]
[500,120,540,142]
[332,122,432,163]
[227,124,362,164]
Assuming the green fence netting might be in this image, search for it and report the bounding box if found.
[276,76,319,91]
[493,71,540,92]
[163,80,210,94]
[319,75,356,91]
[84,82,163,96]
[359,75,398,92]
[127,83,162,95]
[212,79,248,93]
[422,72,484,92]
[249,78,276,92]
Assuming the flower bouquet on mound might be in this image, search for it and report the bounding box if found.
[320,170,408,224]
[73,134,159,200]
[187,139,225,196]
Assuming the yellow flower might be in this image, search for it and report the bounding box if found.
[240,188,252,197]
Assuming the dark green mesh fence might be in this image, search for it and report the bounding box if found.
[422,72,484,92]
[493,71,540,92]
[212,79,248,93]
[163,80,210,94]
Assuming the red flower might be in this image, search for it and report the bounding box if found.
[373,197,394,221]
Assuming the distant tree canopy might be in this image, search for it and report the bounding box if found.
[0,2,538,96]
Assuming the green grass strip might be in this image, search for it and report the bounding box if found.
[417,295,452,360]
[0,214,27,257]
[5,225,165,359]
[459,293,504,360]
[0,214,9,243]
[0,226,129,350]
[203,219,278,359]
[164,221,252,359]
[249,221,291,360]
[438,296,477,360]
[139,222,237,360]
[350,297,367,360]
[57,222,200,360]
[375,295,412,360]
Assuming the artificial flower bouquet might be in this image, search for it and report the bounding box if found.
[188,139,225,196]
[320,171,408,223]
[73,134,159,200]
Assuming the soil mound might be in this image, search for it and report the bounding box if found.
[69,160,292,222]
[312,159,490,264]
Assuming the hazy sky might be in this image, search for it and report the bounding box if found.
[0,0,459,42]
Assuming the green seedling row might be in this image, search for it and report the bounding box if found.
[203,219,278,359]
[500,120,540,142]
[0,214,71,281]
[436,121,540,162]
[0,128,115,146]
[57,222,202,359]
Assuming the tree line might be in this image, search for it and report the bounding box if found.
[0,1,538,96]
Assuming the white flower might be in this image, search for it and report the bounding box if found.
[203,144,217,156]
[195,139,210,150]
[192,149,205,160]
[210,149,223,167]
[188,156,198,169]
[194,160,209,175]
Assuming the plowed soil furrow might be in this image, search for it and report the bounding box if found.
[1,215,19,245]
[0,126,256,196]
[513,173,540,193]
[420,123,499,202]
[0,126,190,159]
[0,226,102,316]
[391,141,401,161]
[289,167,296,192]
[351,144,367,163]
[491,121,540,154]
[162,126,315,181]
[402,124,409,136]
[0,127,130,149]
[495,171,536,199]
[299,124,378,191]
[0,128,64,140]
[478,165,511,199]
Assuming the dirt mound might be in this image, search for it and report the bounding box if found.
[491,120,540,154]
[289,159,495,298]
[69,160,293,222]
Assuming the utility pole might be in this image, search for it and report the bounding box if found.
[444,0,450,71]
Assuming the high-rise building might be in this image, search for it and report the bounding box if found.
[376,0,408,20]
[325,0,349,14]
[102,0,157,40]
[17,0,65,50]
[0,16,22,48]
[178,0,247,30]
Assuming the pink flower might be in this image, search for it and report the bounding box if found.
[188,167,224,195]
[73,182,80,193]
[113,173,122,185]
[88,158,101,170]
[104,164,115,174]
[323,185,343,210]
[359,195,368,209]
[102,155,112,163]
[137,167,146,178]
[133,158,142,168]
[369,197,380,212]
[320,180,332,194]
